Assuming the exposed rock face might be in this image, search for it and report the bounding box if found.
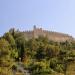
[21,26,74,42]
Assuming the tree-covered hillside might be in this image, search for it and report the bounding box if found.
[0,28,75,75]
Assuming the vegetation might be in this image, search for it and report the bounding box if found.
[0,28,75,75]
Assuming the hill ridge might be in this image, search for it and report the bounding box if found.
[16,25,74,42]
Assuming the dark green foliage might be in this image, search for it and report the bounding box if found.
[15,35,26,61]
[35,45,46,60]
[3,32,16,48]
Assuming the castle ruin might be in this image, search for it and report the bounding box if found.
[21,25,74,42]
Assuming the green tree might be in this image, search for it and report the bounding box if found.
[3,32,16,48]
[46,45,60,58]
[29,60,53,75]
[0,38,13,75]
[35,45,46,61]
[16,35,26,61]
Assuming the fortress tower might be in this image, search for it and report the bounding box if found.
[33,25,43,38]
[33,25,36,30]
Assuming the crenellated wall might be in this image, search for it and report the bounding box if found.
[22,26,74,42]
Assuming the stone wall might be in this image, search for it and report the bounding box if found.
[22,26,74,42]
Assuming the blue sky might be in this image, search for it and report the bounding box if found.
[0,0,75,37]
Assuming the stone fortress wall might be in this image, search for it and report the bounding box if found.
[21,25,74,42]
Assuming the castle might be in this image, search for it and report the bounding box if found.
[21,25,74,42]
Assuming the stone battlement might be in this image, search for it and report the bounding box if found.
[22,25,74,42]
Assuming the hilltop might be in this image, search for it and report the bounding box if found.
[16,25,74,42]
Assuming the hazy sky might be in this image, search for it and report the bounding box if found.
[0,0,75,37]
